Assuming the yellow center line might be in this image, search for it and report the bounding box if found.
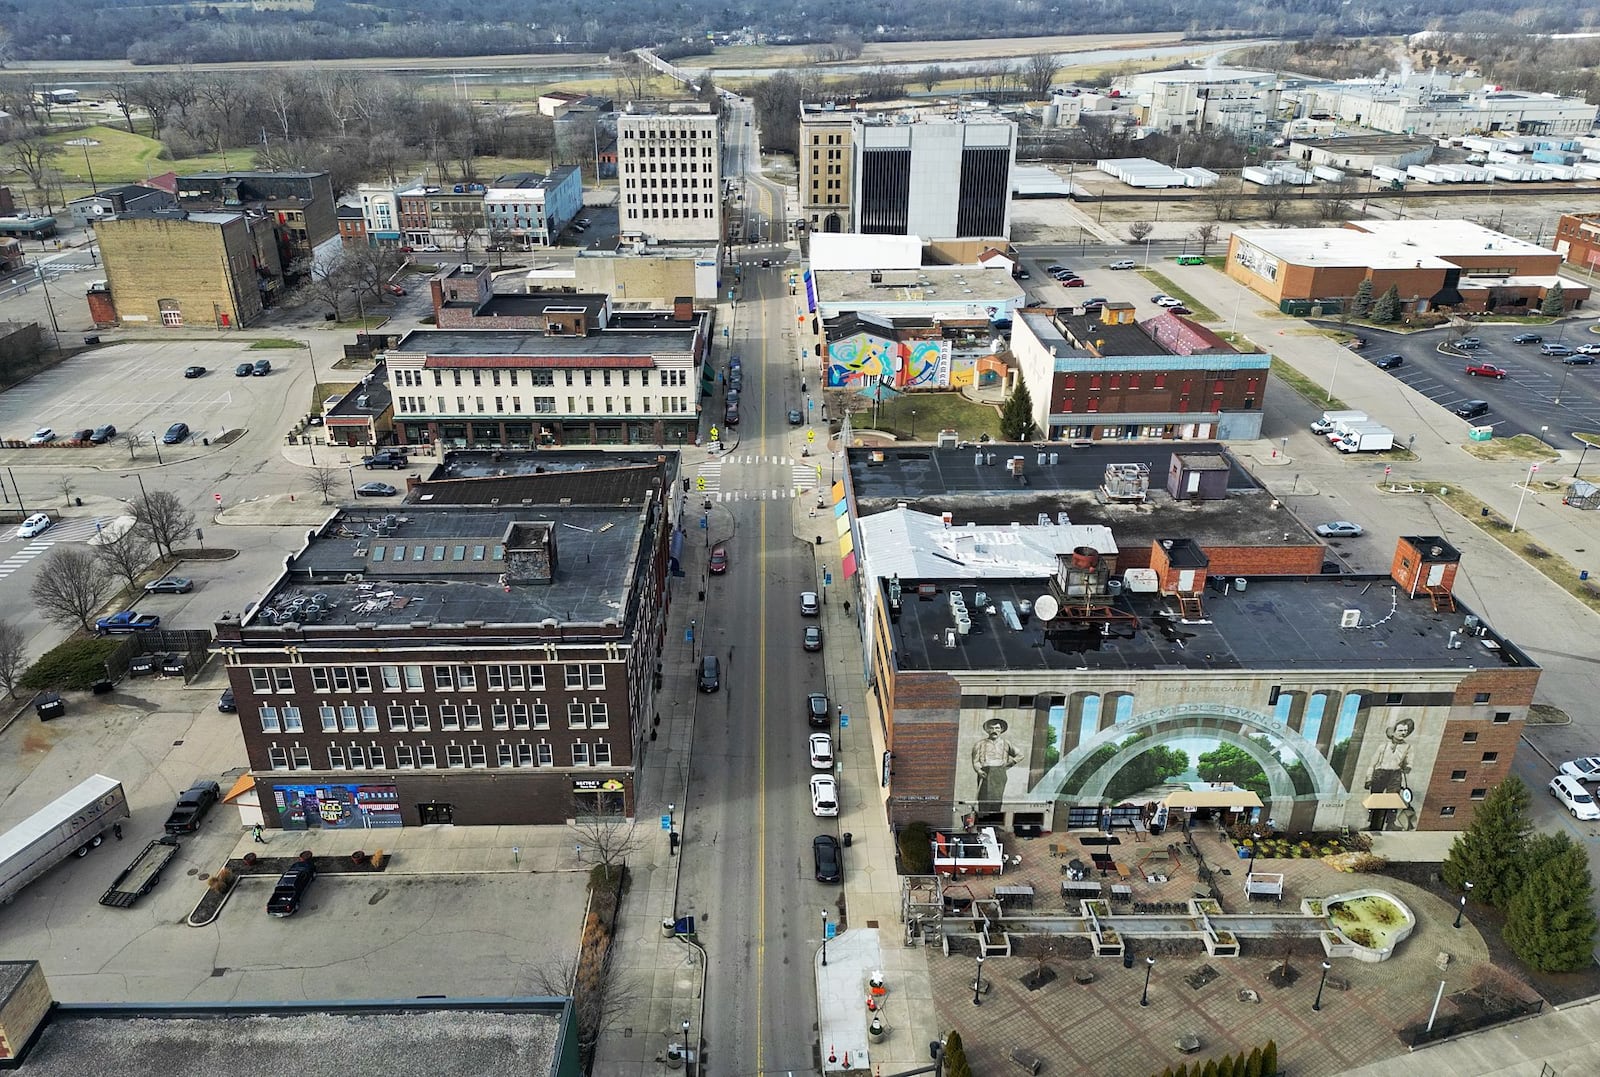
[754,281,770,1076]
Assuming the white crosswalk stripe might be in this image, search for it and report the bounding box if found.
[0,542,52,582]
[792,465,819,490]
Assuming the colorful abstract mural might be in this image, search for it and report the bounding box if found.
[826,332,948,389]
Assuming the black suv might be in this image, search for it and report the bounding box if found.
[698,655,720,693]
[1452,399,1490,420]
[1511,333,1542,345]
[267,861,316,917]
[813,835,842,883]
[807,692,831,728]
[1372,354,1404,369]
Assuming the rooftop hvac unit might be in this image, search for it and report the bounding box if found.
[1340,609,1362,628]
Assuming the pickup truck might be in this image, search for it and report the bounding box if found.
[1465,363,1507,379]
[362,450,410,470]
[95,610,160,635]
[267,860,316,917]
[163,780,221,834]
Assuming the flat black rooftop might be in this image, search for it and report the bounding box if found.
[411,451,672,505]
[17,1001,564,1077]
[849,444,1319,547]
[392,317,703,358]
[888,575,1536,674]
[252,504,651,629]
[451,293,607,320]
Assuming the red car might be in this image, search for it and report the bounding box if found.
[708,545,728,574]
[1465,363,1507,379]
[385,283,407,296]
[1061,277,1087,288]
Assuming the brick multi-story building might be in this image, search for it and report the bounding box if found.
[386,269,709,447]
[798,101,858,235]
[1010,305,1270,442]
[90,209,284,328]
[835,446,1536,837]
[175,171,337,271]
[617,102,721,243]
[215,454,676,829]
[484,167,583,248]
[1554,212,1600,275]
[336,203,367,246]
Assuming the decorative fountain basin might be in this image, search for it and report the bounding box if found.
[1323,890,1415,963]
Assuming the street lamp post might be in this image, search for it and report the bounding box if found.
[1248,831,1260,874]
[972,954,985,1006]
[1313,961,1332,1011]
[910,408,916,440]
[821,909,829,966]
[1576,437,1594,478]
[1454,881,1473,929]
[681,1018,692,1076]
[1510,463,1539,533]
[1140,957,1155,1006]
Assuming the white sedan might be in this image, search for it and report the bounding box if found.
[1559,756,1600,782]
[1315,521,1365,538]
[809,732,834,770]
[16,513,51,539]
[810,774,839,817]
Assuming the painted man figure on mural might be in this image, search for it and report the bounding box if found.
[972,718,1024,816]
[1365,717,1418,831]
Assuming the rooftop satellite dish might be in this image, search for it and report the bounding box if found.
[1034,594,1060,622]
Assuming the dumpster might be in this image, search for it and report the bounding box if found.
[34,692,64,721]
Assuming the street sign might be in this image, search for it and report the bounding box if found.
[840,713,849,729]
[806,430,815,443]
[696,476,706,490]
[815,465,822,481]
[213,493,222,505]
[710,427,720,442]
[661,815,672,831]
[824,570,832,586]
[824,922,837,940]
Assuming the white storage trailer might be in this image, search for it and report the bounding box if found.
[0,774,128,903]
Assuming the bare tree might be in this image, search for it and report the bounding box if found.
[1256,184,1291,221]
[920,66,944,94]
[291,253,360,319]
[1203,176,1242,221]
[529,948,641,1065]
[308,466,341,505]
[2,132,64,210]
[55,475,75,506]
[0,620,25,698]
[569,801,644,876]
[1022,51,1060,98]
[1128,220,1154,243]
[130,489,196,560]
[120,431,146,461]
[95,526,153,591]
[31,547,112,632]
[1317,178,1358,221]
[1191,223,1219,256]
[105,77,143,135]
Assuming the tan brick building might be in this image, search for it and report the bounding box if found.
[92,210,283,329]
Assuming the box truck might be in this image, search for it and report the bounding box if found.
[1335,422,1395,453]
[0,775,129,904]
[1310,409,1367,435]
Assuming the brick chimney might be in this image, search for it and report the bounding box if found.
[673,296,694,322]
[501,522,558,585]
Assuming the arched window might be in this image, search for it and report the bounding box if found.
[1302,693,1329,746]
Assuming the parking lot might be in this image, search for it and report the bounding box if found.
[1344,323,1600,443]
[0,339,308,457]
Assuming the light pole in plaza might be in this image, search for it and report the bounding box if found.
[1140,956,1155,1007]
[972,954,985,1006]
[1313,961,1332,1011]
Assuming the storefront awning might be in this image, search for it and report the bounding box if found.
[1163,790,1263,809]
[1362,792,1407,810]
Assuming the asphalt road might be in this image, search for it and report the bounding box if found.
[677,262,828,1077]
[1337,322,1600,443]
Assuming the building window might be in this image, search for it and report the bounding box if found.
[594,741,611,766]
[434,665,454,690]
[1461,731,1478,743]
[532,702,549,728]
[586,663,605,689]
[368,744,385,768]
[536,742,553,767]
[274,668,295,691]
[283,706,303,732]
[259,706,280,733]
[1481,751,1499,763]
[320,705,337,732]
[389,705,407,731]
[417,744,437,768]
[516,743,535,767]
[328,746,347,770]
[497,743,514,768]
[410,704,431,730]
[251,669,271,692]
[1450,770,1467,781]
[487,665,505,690]
[572,743,590,766]
[268,745,288,770]
[565,664,584,689]
[404,665,424,690]
[1385,692,1404,705]
[395,744,415,768]
[468,743,488,768]
[440,703,460,730]
[568,702,587,728]
[290,745,311,770]
[1473,692,1491,703]
[1492,711,1511,724]
[360,705,378,731]
[1470,788,1488,800]
[492,702,509,729]
[382,665,402,690]
[348,745,367,769]
[340,705,359,732]
[1438,805,1456,817]
[457,667,477,689]
[590,702,609,728]
[446,744,466,768]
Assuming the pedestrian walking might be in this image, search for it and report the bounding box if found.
[113,823,123,841]
[252,824,266,844]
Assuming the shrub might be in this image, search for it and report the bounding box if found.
[207,867,234,893]
[19,637,120,691]
[1261,1040,1277,1076]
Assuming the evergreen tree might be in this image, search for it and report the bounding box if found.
[999,381,1036,442]
[1504,833,1598,972]
[1244,1046,1263,1077]
[1200,1060,1219,1077]
[1352,279,1374,317]
[1442,777,1532,907]
[1261,1040,1278,1077]
[1159,1068,1176,1077]
[1216,1055,1237,1077]
[1370,284,1402,324]
[1540,283,1565,317]
[942,1031,973,1077]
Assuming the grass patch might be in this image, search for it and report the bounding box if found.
[1415,480,1600,613]
[1527,703,1570,726]
[871,390,1001,442]
[1459,433,1557,463]
[1137,268,1218,321]
[248,337,308,350]
[47,125,249,197]
[1270,357,1344,410]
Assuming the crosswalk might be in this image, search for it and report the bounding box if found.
[0,516,125,583]
[691,455,821,502]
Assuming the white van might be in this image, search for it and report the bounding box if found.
[1549,775,1600,820]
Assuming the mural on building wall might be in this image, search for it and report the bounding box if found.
[957,688,1446,832]
[826,333,947,390]
[274,782,404,829]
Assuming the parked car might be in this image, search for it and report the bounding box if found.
[144,576,194,594]
[235,363,254,377]
[800,591,819,616]
[1175,255,1205,265]
[1576,343,1600,356]
[1511,333,1543,345]
[810,775,839,817]
[697,654,720,693]
[90,424,117,443]
[1109,259,1136,270]
[1082,297,1108,310]
[355,482,398,497]
[183,365,207,378]
[1540,342,1573,357]
[708,545,728,575]
[724,402,740,426]
[96,611,161,635]
[252,359,272,376]
[813,834,843,883]
[1151,294,1182,307]
[803,625,822,652]
[363,450,409,470]
[807,692,831,728]
[267,861,317,917]
[1455,336,1483,349]
[218,687,236,713]
[1465,364,1507,379]
[1372,354,1404,369]
[788,408,803,425]
[1167,305,1192,315]
[163,780,221,834]
[1346,336,1368,350]
[385,283,407,296]
[809,732,834,770]
[1315,521,1364,538]
[1452,399,1490,420]
[162,422,190,444]
[1061,276,1087,288]
[26,428,55,446]
[70,427,94,443]
[1563,353,1595,365]
[1549,775,1600,821]
[1016,268,1031,280]
[1045,264,1068,273]
[1558,756,1600,783]
[16,513,51,539]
